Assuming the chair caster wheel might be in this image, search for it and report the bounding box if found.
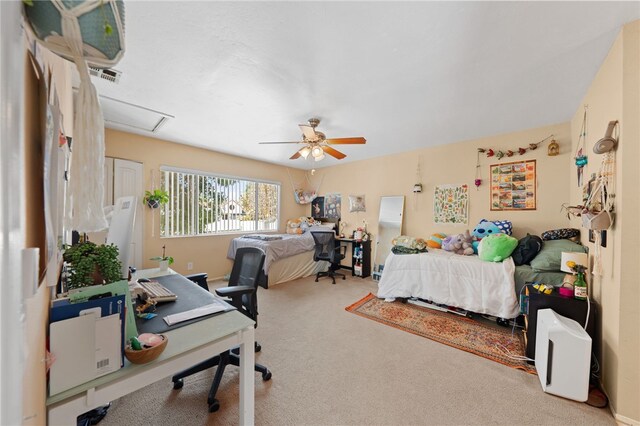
[255,342,261,353]
[208,399,220,413]
[173,379,184,390]
[315,278,319,282]
[262,370,272,381]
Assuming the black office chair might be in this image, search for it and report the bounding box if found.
[311,231,346,284]
[172,247,272,413]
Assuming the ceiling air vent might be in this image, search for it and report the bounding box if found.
[89,66,121,84]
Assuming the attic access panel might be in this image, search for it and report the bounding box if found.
[99,95,173,133]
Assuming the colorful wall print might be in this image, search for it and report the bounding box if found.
[311,197,324,219]
[433,184,469,224]
[324,193,342,219]
[490,160,536,211]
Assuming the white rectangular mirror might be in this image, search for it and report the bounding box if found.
[373,196,404,280]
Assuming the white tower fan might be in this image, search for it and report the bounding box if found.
[535,309,592,402]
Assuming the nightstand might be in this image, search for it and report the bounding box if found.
[523,284,596,363]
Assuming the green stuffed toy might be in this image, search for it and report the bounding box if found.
[478,233,518,262]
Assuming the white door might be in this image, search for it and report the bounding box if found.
[113,158,144,270]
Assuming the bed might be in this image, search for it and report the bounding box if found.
[376,249,521,319]
[227,219,338,288]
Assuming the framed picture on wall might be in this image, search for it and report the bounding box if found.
[490,159,536,211]
[311,197,324,219]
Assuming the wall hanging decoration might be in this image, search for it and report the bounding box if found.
[574,106,588,187]
[474,149,483,190]
[311,197,325,219]
[348,195,366,212]
[490,160,536,211]
[478,134,554,161]
[324,193,342,219]
[547,139,559,156]
[24,0,126,233]
[433,184,469,225]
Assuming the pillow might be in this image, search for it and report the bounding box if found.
[529,239,587,271]
[512,234,543,266]
[541,228,580,241]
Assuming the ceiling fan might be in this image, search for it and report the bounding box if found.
[259,118,366,161]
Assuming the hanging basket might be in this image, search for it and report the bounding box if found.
[146,199,160,209]
[294,190,318,205]
[23,0,126,68]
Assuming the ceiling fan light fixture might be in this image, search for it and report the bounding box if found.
[299,146,311,159]
[314,152,325,161]
[311,145,324,158]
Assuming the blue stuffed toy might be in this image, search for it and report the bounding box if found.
[471,219,506,253]
[472,220,504,239]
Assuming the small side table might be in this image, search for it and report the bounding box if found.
[523,285,596,362]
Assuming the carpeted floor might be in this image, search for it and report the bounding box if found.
[346,293,536,374]
[101,275,614,425]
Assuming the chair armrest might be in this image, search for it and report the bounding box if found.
[215,285,254,298]
[184,273,209,291]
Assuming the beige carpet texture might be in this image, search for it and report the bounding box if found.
[101,275,614,425]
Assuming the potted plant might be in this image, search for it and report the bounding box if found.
[144,188,169,209]
[150,245,174,271]
[63,241,122,290]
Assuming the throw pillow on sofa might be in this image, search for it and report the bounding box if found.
[529,239,587,271]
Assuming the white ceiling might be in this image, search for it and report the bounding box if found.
[92,1,640,170]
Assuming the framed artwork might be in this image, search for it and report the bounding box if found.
[324,193,342,219]
[433,184,469,224]
[348,194,366,212]
[311,197,324,219]
[490,160,536,211]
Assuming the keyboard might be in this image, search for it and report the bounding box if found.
[138,281,178,303]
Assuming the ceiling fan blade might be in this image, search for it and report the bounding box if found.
[299,124,317,140]
[290,150,302,160]
[325,137,366,145]
[259,141,301,144]
[322,145,346,160]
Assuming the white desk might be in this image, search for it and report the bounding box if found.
[46,270,255,425]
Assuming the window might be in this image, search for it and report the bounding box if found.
[160,167,279,237]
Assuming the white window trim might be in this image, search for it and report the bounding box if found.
[159,166,281,238]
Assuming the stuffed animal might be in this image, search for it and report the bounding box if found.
[442,230,474,256]
[426,233,447,249]
[472,219,504,239]
[286,218,303,234]
[472,220,506,254]
[478,233,518,262]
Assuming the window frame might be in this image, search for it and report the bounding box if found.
[159,165,281,238]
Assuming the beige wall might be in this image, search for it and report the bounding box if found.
[317,122,571,245]
[105,129,307,279]
[569,20,639,423]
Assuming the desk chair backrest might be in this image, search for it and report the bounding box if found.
[228,247,265,322]
[311,231,340,263]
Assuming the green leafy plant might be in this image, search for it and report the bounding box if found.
[150,244,174,265]
[63,242,122,290]
[144,189,169,208]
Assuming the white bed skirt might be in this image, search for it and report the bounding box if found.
[377,250,520,319]
[267,251,328,287]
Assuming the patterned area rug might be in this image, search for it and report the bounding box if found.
[346,293,536,374]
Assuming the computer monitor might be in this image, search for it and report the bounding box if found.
[106,196,137,279]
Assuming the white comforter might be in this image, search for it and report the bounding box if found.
[227,233,315,274]
[377,249,520,319]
